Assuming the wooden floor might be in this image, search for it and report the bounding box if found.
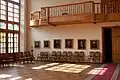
[0,62,115,80]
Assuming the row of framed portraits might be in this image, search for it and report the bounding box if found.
[34,39,99,49]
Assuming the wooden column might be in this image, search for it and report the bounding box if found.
[24,0,31,51]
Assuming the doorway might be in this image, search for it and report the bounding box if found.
[102,27,112,63]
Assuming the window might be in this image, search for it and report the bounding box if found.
[0,0,20,53]
[0,32,6,53]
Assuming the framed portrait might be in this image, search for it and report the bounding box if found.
[65,39,73,48]
[34,41,40,48]
[78,39,86,49]
[54,39,61,49]
[44,40,50,48]
[90,40,99,49]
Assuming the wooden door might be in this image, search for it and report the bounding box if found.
[112,27,120,63]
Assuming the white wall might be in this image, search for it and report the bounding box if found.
[30,22,120,62]
[30,0,120,62]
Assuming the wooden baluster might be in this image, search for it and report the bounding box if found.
[53,7,54,16]
[72,5,75,15]
[47,7,50,23]
[72,5,74,15]
[56,7,58,16]
[80,4,82,13]
[67,5,68,14]
[51,8,52,17]
[84,3,85,13]
[58,7,60,16]
[113,2,114,13]
[80,4,82,14]
[70,5,72,15]
[77,4,79,14]
[97,4,99,14]
[68,5,70,15]
[118,2,120,13]
[67,5,69,15]
[71,5,72,15]
[39,11,40,19]
[54,7,56,16]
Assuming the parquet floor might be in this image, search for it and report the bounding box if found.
[0,62,105,80]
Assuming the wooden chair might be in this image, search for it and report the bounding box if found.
[37,53,41,61]
[94,52,101,63]
[73,51,80,63]
[24,51,32,63]
[79,51,85,62]
[62,51,68,62]
[29,51,35,63]
[88,51,95,63]
[8,53,15,65]
[19,52,25,64]
[67,51,73,62]
[43,52,48,62]
[51,51,57,62]
[14,52,21,64]
[0,54,2,67]
[1,53,10,67]
[56,51,62,62]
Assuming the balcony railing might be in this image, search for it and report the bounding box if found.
[30,1,120,27]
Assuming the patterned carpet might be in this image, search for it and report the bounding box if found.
[86,64,120,80]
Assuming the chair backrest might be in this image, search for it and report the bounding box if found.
[90,51,95,57]
[44,52,48,56]
[19,52,24,57]
[40,52,44,56]
[63,51,67,56]
[95,52,100,57]
[79,51,84,57]
[67,51,73,56]
[56,51,61,56]
[52,51,57,56]
[74,51,79,57]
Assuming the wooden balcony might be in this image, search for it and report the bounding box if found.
[30,1,120,27]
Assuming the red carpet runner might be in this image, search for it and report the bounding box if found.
[93,64,117,80]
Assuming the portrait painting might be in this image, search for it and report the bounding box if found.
[34,41,40,48]
[44,40,50,48]
[65,39,73,48]
[90,40,99,49]
[78,39,86,49]
[54,39,61,49]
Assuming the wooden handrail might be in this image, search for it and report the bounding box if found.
[42,1,94,8]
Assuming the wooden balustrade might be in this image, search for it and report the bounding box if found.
[30,1,120,27]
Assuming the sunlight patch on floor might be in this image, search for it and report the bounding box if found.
[26,78,32,80]
[45,63,91,73]
[10,76,22,80]
[0,74,12,79]
[14,64,25,67]
[87,68,108,75]
[32,63,59,70]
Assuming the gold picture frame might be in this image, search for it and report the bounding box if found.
[34,41,40,48]
[90,40,99,49]
[78,39,86,49]
[54,39,61,49]
[44,40,50,48]
[65,39,73,48]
